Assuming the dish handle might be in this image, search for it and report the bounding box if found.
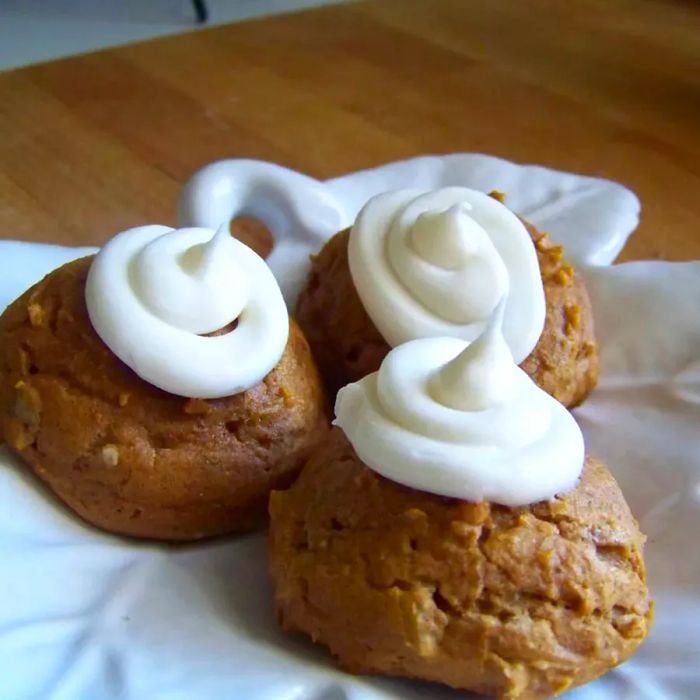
[178,159,344,305]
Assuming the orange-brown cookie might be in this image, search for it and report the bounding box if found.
[296,204,598,408]
[269,429,652,700]
[0,256,329,541]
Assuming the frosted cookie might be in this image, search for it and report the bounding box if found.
[297,189,597,406]
[0,226,328,540]
[270,307,650,699]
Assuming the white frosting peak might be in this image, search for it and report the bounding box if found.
[429,299,517,411]
[348,187,546,362]
[410,204,481,269]
[86,225,288,398]
[334,310,584,506]
[134,224,249,336]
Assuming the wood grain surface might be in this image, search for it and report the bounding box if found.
[0,0,698,262]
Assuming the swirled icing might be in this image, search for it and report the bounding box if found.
[86,225,288,398]
[348,187,546,363]
[334,303,584,505]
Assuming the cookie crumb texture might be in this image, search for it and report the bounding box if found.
[269,430,652,700]
[296,219,598,407]
[0,257,328,541]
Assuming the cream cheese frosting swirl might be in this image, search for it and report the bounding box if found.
[86,225,288,398]
[348,187,546,363]
[334,303,584,505]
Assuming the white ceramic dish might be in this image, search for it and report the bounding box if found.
[0,154,698,700]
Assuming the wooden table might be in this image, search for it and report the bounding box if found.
[0,0,698,262]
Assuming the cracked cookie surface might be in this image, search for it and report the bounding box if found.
[0,256,328,540]
[269,428,652,700]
